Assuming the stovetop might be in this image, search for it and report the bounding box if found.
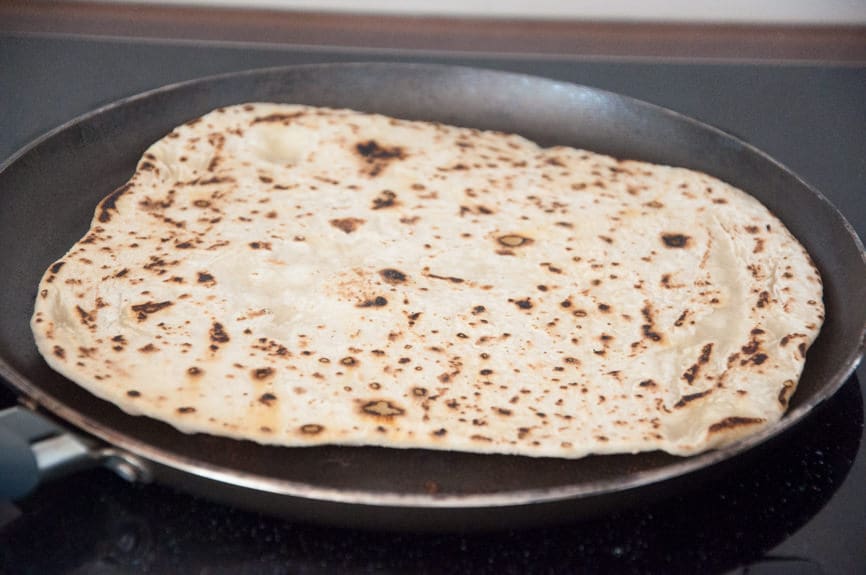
[1,33,864,574]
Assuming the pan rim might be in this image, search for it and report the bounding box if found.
[1,61,864,509]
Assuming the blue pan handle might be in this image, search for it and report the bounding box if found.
[0,406,148,500]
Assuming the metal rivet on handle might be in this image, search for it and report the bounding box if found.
[100,449,152,483]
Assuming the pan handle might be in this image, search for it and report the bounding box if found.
[0,406,151,500]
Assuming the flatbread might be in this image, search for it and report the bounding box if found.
[31,103,824,457]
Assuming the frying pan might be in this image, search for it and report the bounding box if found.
[1,63,864,531]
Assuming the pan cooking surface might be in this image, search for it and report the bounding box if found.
[0,64,863,526]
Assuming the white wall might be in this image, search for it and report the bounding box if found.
[107,0,866,24]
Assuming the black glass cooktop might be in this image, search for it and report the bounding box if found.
[1,33,864,574]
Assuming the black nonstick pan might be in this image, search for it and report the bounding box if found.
[1,63,864,531]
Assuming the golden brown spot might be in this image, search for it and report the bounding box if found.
[131,300,173,321]
[708,416,765,433]
[330,217,366,234]
[357,296,388,308]
[682,364,699,384]
[427,273,465,284]
[361,399,405,418]
[513,298,533,310]
[126,390,141,397]
[379,268,408,284]
[748,353,769,366]
[497,234,533,248]
[300,424,324,435]
[253,367,274,380]
[75,305,94,326]
[197,272,216,285]
[97,183,132,223]
[641,304,663,342]
[258,392,277,406]
[340,356,358,367]
[187,366,203,376]
[674,310,690,327]
[674,390,711,408]
[208,322,229,345]
[699,343,714,364]
[741,338,760,355]
[371,190,399,210]
[356,140,406,162]
[661,233,690,248]
[251,111,305,124]
[177,406,196,414]
[682,342,714,384]
[778,380,795,407]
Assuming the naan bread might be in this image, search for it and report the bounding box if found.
[31,103,824,457]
